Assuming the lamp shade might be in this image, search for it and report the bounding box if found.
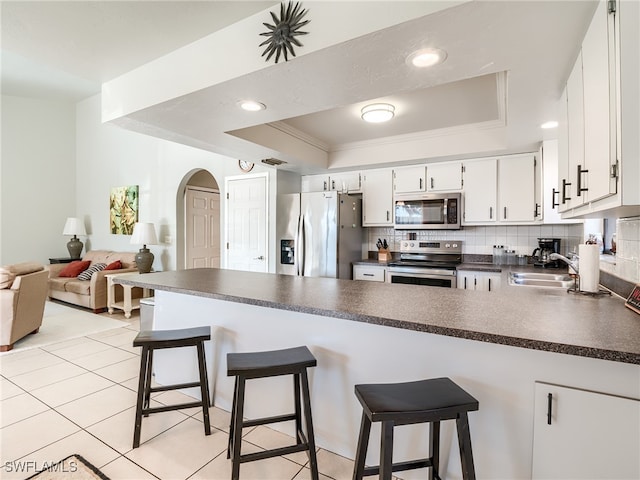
[130,222,158,246]
[63,217,86,236]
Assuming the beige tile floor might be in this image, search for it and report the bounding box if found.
[0,308,364,480]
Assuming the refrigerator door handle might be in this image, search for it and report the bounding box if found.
[296,215,304,276]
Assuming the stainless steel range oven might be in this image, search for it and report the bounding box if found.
[387,240,462,288]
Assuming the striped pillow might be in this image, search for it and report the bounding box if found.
[77,263,107,281]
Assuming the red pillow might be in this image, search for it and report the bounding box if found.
[59,260,91,278]
[104,260,122,271]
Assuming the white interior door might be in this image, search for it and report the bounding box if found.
[186,187,220,269]
[225,174,268,272]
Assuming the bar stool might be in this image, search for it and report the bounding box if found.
[352,377,479,480]
[226,345,319,480]
[132,326,212,448]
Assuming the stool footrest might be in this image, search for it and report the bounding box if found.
[143,401,204,415]
[242,413,297,428]
[362,458,435,477]
[239,443,311,464]
[150,381,202,393]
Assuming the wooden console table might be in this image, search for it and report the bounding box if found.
[106,272,152,319]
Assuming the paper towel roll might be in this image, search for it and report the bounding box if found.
[579,244,600,293]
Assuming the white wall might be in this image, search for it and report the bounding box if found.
[76,94,276,272]
[0,95,75,265]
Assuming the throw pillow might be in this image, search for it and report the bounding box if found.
[59,260,91,278]
[77,263,107,281]
[104,260,122,271]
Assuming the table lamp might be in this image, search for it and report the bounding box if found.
[130,222,158,273]
[63,217,86,259]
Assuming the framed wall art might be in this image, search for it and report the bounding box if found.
[110,185,139,235]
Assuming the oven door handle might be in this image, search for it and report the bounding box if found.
[388,267,456,277]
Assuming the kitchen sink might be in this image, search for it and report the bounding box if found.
[508,272,575,288]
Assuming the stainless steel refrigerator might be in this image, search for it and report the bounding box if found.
[276,192,363,279]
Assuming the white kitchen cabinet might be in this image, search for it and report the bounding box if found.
[556,87,572,213]
[457,271,501,292]
[542,139,582,224]
[393,165,426,193]
[353,264,386,282]
[301,172,362,193]
[566,51,585,210]
[427,161,462,191]
[462,158,497,223]
[532,382,640,479]
[498,153,537,223]
[362,168,394,226]
[301,174,330,192]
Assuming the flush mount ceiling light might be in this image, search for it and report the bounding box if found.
[361,103,395,123]
[540,120,559,129]
[238,100,266,112]
[407,48,447,68]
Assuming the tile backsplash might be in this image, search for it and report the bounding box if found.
[600,217,640,284]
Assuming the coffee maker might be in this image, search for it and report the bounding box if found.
[532,238,562,268]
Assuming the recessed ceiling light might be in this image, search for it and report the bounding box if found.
[541,121,559,129]
[361,103,395,123]
[407,48,447,68]
[238,100,266,112]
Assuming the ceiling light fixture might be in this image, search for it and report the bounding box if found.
[238,100,266,112]
[361,103,395,123]
[407,48,447,68]
[540,120,559,129]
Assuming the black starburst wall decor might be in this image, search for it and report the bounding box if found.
[259,1,309,64]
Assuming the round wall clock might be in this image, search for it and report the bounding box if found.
[239,160,255,172]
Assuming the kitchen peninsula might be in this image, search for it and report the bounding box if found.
[116,269,640,479]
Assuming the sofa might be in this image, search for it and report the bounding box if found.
[1,262,49,351]
[48,250,138,312]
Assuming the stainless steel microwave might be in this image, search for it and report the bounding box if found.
[394,192,461,230]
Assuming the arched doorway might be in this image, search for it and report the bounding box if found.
[177,169,220,270]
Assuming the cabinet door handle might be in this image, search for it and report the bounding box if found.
[386,211,390,221]
[464,277,467,289]
[489,207,493,219]
[430,177,434,189]
[551,189,559,209]
[488,278,491,291]
[363,273,374,277]
[577,164,589,196]
[547,393,553,425]
[534,203,541,217]
[323,181,328,191]
[561,179,572,204]
[331,180,335,190]
[419,178,423,190]
[504,206,507,219]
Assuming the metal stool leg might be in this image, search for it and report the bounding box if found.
[293,373,302,445]
[231,375,246,480]
[133,346,150,448]
[143,348,154,417]
[352,412,371,480]
[196,341,211,436]
[456,413,476,480]
[300,369,319,480]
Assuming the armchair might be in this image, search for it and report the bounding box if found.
[0,262,49,352]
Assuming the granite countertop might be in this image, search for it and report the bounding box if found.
[116,268,640,365]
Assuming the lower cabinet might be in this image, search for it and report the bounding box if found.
[532,382,640,479]
[353,264,386,282]
[457,271,501,291]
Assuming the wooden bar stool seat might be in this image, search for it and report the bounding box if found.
[226,345,319,480]
[353,377,479,480]
[132,326,212,448]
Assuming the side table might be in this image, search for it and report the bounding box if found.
[49,257,74,264]
[106,272,153,319]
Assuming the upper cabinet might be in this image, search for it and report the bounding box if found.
[302,172,361,193]
[393,165,426,193]
[362,168,394,226]
[463,153,540,225]
[557,0,639,217]
[427,162,463,192]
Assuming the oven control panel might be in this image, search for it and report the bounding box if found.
[400,240,462,254]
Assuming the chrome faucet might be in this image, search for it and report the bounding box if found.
[549,252,579,274]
